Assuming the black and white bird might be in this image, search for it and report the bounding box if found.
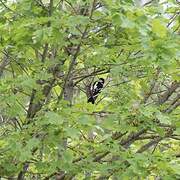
[87,78,105,104]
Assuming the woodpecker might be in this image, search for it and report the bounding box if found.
[87,78,105,104]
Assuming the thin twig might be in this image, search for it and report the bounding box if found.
[0,0,22,16]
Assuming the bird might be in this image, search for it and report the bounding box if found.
[87,78,105,104]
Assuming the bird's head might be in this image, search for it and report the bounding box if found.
[99,78,105,84]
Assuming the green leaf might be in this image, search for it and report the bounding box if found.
[156,112,171,124]
[77,115,93,126]
[33,29,43,43]
[112,13,121,26]
[152,19,167,38]
[63,150,73,163]
[121,16,136,29]
[44,112,64,125]
[65,127,80,139]
[26,138,40,149]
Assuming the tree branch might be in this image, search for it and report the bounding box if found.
[136,137,162,153]
[41,0,54,63]
[57,0,97,103]
[0,50,9,77]
[158,81,179,105]
[163,93,180,113]
[143,68,160,104]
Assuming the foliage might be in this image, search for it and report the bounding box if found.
[0,0,179,179]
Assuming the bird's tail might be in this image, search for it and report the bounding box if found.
[87,96,95,104]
